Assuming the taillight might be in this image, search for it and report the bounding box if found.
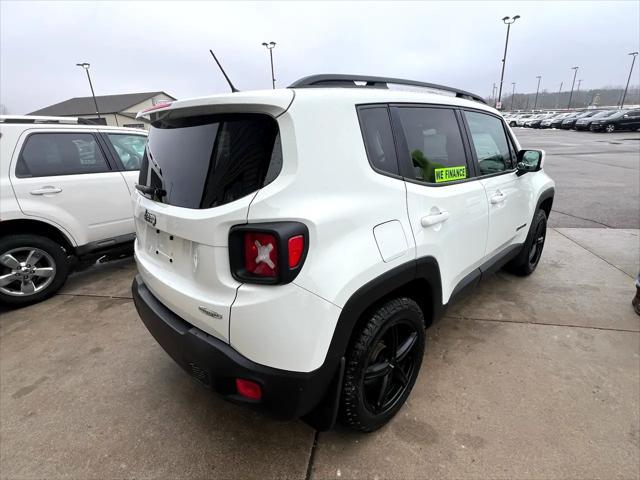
[243,232,278,277]
[229,222,309,284]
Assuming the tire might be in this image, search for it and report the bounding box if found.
[505,209,547,276]
[0,234,70,307]
[340,297,426,432]
[605,123,615,133]
[509,121,517,127]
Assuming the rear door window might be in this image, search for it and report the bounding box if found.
[395,107,470,184]
[139,113,281,209]
[16,132,110,177]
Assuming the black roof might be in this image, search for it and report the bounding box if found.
[30,91,176,116]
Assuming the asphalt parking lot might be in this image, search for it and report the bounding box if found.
[1,128,639,479]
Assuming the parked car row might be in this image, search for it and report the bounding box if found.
[503,109,640,132]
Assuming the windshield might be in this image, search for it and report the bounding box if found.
[139,113,281,209]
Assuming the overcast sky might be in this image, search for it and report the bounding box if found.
[1,0,639,114]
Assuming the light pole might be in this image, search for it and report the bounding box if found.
[76,62,100,119]
[496,15,520,109]
[556,82,563,109]
[261,41,276,89]
[576,79,582,108]
[511,82,516,111]
[533,75,542,111]
[567,66,579,109]
[621,51,639,108]
[492,83,497,102]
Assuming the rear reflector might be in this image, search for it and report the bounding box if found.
[288,235,304,268]
[235,378,262,400]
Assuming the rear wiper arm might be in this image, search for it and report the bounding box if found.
[135,184,166,198]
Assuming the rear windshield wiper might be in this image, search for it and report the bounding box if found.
[135,184,167,199]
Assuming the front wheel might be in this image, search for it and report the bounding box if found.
[0,234,70,306]
[505,209,547,276]
[340,297,426,432]
[509,121,517,127]
[605,123,615,133]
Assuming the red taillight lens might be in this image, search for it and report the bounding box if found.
[288,235,304,268]
[244,232,278,277]
[235,378,262,400]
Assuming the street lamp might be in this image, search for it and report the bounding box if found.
[567,66,579,109]
[76,62,101,119]
[533,75,542,111]
[621,51,639,108]
[496,15,521,109]
[261,41,277,89]
[511,82,516,111]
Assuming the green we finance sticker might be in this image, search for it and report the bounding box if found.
[434,166,467,183]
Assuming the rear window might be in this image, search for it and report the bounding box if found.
[139,113,281,209]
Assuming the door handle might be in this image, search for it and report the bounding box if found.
[30,186,62,195]
[490,191,506,204]
[421,211,450,227]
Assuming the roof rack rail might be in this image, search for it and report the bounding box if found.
[0,115,84,125]
[288,74,487,104]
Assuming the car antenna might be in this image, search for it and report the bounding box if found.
[209,50,239,93]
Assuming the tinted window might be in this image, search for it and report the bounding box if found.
[107,134,146,170]
[358,107,398,175]
[396,107,468,183]
[464,111,513,175]
[139,114,280,209]
[16,133,109,177]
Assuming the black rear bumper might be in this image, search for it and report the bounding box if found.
[131,276,342,423]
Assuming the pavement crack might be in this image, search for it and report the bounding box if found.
[551,210,613,228]
[448,315,640,333]
[305,430,320,480]
[552,228,635,279]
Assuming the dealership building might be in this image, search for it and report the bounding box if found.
[29,91,176,130]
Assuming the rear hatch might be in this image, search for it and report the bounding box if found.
[134,94,289,342]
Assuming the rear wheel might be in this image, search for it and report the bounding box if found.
[505,209,547,276]
[605,123,615,133]
[340,297,425,432]
[509,121,517,127]
[0,235,69,306]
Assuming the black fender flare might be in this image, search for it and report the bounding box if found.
[304,256,443,431]
[325,256,443,366]
[536,187,555,217]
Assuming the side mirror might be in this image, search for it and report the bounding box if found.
[516,149,545,175]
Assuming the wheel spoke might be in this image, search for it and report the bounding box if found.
[21,280,36,294]
[364,360,391,381]
[376,372,391,408]
[33,267,54,278]
[25,249,42,266]
[0,273,18,287]
[395,332,417,363]
[394,366,409,387]
[0,254,20,269]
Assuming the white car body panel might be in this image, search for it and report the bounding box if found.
[132,88,555,372]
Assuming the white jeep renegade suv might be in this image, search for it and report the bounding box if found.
[0,116,147,306]
[131,75,555,432]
